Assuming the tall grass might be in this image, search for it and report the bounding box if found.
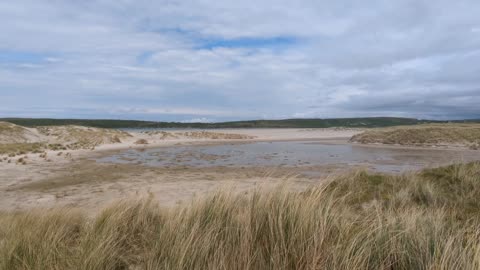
[1,162,480,269]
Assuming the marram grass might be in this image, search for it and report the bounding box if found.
[1,162,480,269]
[350,123,480,148]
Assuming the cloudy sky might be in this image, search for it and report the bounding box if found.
[1,0,480,122]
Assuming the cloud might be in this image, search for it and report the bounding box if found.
[0,0,479,121]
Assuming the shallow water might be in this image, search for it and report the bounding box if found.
[96,141,480,173]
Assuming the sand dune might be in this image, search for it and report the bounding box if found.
[0,123,131,154]
[351,124,480,149]
[0,122,45,144]
[36,125,131,149]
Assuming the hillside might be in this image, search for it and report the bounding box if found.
[0,117,440,129]
[0,122,45,144]
[351,124,480,149]
[36,125,131,149]
[0,122,130,155]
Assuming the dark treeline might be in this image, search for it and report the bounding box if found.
[0,117,477,129]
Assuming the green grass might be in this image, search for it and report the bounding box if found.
[1,162,480,269]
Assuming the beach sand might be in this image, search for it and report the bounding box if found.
[0,128,363,212]
[3,127,478,213]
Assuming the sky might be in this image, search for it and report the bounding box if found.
[1,0,480,122]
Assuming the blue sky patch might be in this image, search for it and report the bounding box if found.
[146,26,300,51]
[0,51,52,64]
[199,36,299,50]
[137,51,155,64]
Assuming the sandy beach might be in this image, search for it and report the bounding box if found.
[93,128,363,151]
[2,126,480,213]
[0,128,362,212]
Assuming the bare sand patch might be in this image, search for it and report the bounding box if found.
[0,157,343,212]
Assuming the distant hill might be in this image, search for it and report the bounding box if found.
[200,118,437,128]
[0,117,445,129]
[452,119,480,123]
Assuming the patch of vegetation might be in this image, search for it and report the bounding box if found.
[46,143,67,151]
[177,131,255,139]
[0,117,445,129]
[2,162,480,269]
[350,124,480,147]
[37,125,130,149]
[0,122,23,133]
[135,139,149,144]
[0,122,39,144]
[0,124,130,155]
[0,143,45,156]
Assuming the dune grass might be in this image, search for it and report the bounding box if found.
[1,162,480,269]
[0,122,24,133]
[0,143,45,156]
[0,122,41,145]
[37,125,130,150]
[0,124,131,156]
[351,124,480,148]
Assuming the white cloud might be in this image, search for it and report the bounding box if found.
[181,117,213,123]
[0,0,480,120]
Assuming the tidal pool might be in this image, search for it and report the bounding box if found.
[96,141,480,173]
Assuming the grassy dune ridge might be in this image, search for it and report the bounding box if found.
[351,124,480,148]
[0,122,131,156]
[1,163,480,269]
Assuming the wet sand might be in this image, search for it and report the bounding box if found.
[96,140,480,173]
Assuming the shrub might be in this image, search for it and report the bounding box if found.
[135,139,149,145]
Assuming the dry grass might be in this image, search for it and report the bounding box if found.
[135,138,149,145]
[0,143,72,156]
[0,122,24,133]
[0,122,42,144]
[1,162,480,269]
[351,124,480,148]
[0,124,131,155]
[144,130,256,140]
[179,131,255,140]
[0,143,45,156]
[37,125,131,150]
